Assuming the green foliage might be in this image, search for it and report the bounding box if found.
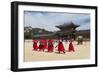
[24,27,53,39]
[24,30,33,39]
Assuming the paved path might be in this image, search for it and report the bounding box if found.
[24,40,90,62]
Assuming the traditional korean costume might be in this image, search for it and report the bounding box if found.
[32,40,38,51]
[47,39,54,52]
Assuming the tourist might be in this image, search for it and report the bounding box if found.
[77,35,83,45]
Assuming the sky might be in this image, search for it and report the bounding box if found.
[24,11,90,32]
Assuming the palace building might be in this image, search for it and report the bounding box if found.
[56,22,79,31]
[55,22,80,40]
[32,22,90,40]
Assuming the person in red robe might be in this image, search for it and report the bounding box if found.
[39,40,44,51]
[43,39,47,51]
[47,39,54,52]
[68,39,75,52]
[39,39,45,51]
[32,39,38,51]
[56,38,65,53]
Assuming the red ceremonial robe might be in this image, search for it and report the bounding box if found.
[39,40,44,51]
[43,39,47,49]
[47,40,54,52]
[58,41,65,53]
[33,40,38,51]
[68,40,75,52]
